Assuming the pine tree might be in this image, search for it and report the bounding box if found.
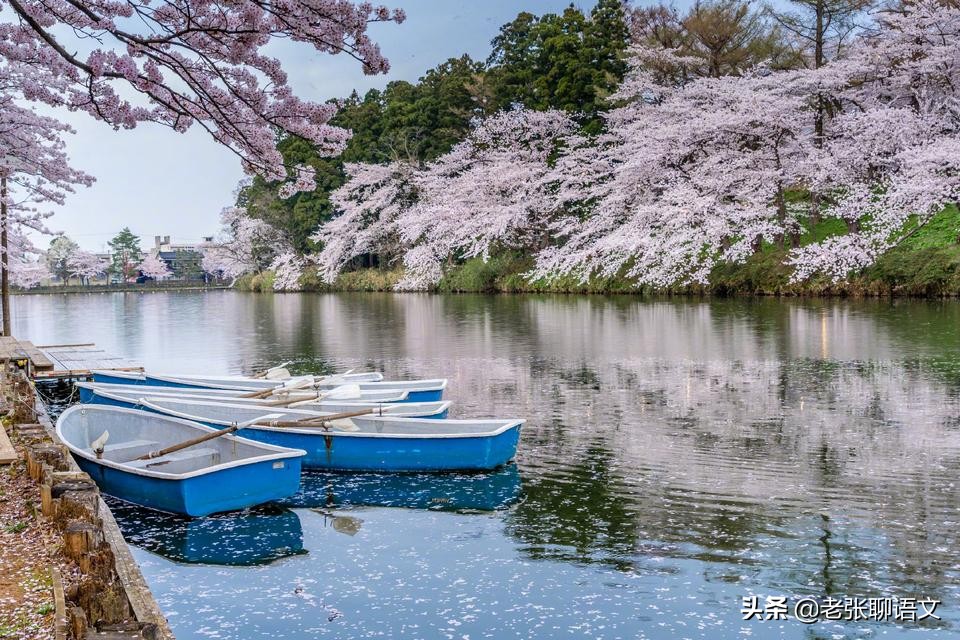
[108,228,142,282]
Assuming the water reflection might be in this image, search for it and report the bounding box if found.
[107,500,306,566]
[19,292,960,638]
[282,465,522,512]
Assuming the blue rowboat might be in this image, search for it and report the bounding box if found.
[90,369,383,391]
[90,391,452,420]
[120,399,522,472]
[77,381,411,405]
[107,500,306,566]
[57,405,306,516]
[90,371,448,401]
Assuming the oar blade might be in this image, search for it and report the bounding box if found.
[322,384,362,400]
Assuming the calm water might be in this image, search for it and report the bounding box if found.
[18,291,960,639]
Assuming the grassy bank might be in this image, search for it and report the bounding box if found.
[14,281,231,295]
[235,207,960,297]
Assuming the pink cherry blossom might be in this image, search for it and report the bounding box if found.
[0,0,404,187]
[287,1,960,289]
[10,259,49,288]
[137,253,172,279]
[206,204,293,283]
[67,250,108,284]
[314,161,416,282]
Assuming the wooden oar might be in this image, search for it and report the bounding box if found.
[258,393,318,407]
[134,414,282,461]
[255,408,375,429]
[260,384,363,407]
[241,387,285,400]
[239,377,313,399]
[241,369,359,398]
[252,361,293,379]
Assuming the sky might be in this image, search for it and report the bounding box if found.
[43,1,601,252]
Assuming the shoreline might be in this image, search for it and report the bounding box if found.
[231,263,960,299]
[0,371,174,639]
[14,283,230,295]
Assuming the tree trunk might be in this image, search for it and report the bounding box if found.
[790,229,801,248]
[1,176,9,336]
[809,192,821,229]
[813,1,825,150]
[776,186,789,249]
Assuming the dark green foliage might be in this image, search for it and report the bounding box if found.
[107,227,142,281]
[239,136,345,254]
[487,0,629,129]
[172,250,204,280]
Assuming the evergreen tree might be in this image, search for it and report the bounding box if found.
[487,1,630,127]
[108,227,142,282]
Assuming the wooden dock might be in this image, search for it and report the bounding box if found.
[0,337,141,380]
[0,425,15,464]
[0,336,54,373]
[36,343,142,379]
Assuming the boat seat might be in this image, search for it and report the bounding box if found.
[99,439,161,462]
[125,447,221,472]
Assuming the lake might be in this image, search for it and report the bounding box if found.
[18,290,960,639]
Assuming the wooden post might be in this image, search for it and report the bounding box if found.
[63,520,98,561]
[52,567,69,640]
[1,174,9,337]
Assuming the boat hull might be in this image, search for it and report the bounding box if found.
[74,454,303,517]
[238,428,519,471]
[89,373,445,402]
[398,389,442,402]
[78,382,411,405]
[227,424,520,472]
[86,391,450,420]
[57,405,305,517]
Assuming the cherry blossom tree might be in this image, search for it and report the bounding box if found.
[205,205,292,283]
[787,0,960,280]
[0,0,404,187]
[396,108,577,290]
[10,259,49,288]
[314,108,577,290]
[270,252,309,291]
[536,2,960,286]
[67,250,108,285]
[137,254,172,280]
[314,161,417,282]
[0,90,94,246]
[267,0,958,290]
[3,224,49,288]
[0,86,93,330]
[529,51,816,287]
